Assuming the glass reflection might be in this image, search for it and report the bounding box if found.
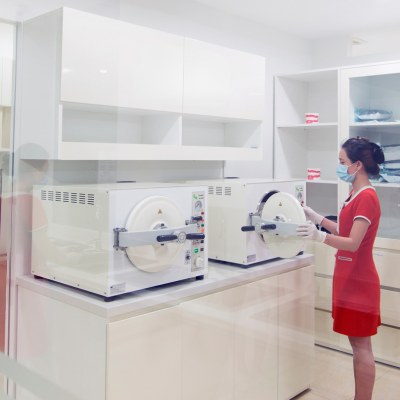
[0,18,15,394]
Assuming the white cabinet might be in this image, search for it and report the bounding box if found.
[61,9,183,112]
[274,68,339,217]
[183,38,265,120]
[313,241,400,367]
[107,308,181,400]
[278,266,314,400]
[16,263,313,400]
[19,8,265,161]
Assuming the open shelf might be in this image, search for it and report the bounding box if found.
[61,103,182,146]
[181,115,262,150]
[276,123,337,129]
[306,179,338,185]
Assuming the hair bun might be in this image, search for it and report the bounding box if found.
[371,143,385,164]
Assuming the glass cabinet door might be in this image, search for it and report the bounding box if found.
[340,62,400,250]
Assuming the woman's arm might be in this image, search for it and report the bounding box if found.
[324,218,369,252]
[319,218,338,236]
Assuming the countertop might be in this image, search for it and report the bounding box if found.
[17,254,313,321]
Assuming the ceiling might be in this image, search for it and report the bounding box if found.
[194,0,400,39]
[1,0,400,39]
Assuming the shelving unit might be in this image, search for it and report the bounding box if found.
[19,8,265,161]
[309,61,400,367]
[274,67,339,216]
[275,63,400,367]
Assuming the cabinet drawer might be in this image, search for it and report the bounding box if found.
[315,276,332,311]
[381,288,400,327]
[314,309,341,348]
[373,249,400,289]
[313,242,336,276]
[372,325,400,367]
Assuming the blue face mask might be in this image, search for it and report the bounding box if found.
[336,162,357,183]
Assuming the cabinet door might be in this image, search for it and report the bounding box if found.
[17,287,107,400]
[180,288,235,400]
[107,307,181,400]
[61,8,183,112]
[183,38,265,120]
[234,276,278,400]
[278,265,314,400]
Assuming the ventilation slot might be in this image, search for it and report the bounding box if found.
[224,187,232,196]
[216,186,223,196]
[208,186,214,195]
[39,190,94,205]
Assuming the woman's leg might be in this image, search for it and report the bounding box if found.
[348,336,375,400]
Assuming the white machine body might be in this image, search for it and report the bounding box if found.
[31,183,207,297]
[187,179,306,266]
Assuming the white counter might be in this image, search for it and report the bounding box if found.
[16,254,313,321]
[16,254,314,400]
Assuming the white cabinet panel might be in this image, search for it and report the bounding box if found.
[313,242,336,276]
[107,308,181,400]
[315,275,332,311]
[180,289,235,400]
[183,38,265,120]
[234,277,278,400]
[373,248,400,288]
[314,309,341,348]
[372,325,400,367]
[61,9,183,112]
[278,266,314,400]
[16,287,106,400]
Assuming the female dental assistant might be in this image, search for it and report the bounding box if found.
[296,137,385,400]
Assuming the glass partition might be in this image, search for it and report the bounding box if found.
[0,19,15,395]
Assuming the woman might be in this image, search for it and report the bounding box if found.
[297,137,385,400]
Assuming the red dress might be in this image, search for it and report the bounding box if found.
[332,186,381,337]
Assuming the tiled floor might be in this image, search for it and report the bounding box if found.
[295,345,400,400]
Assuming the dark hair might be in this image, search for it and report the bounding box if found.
[341,137,385,177]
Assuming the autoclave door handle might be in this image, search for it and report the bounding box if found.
[156,234,178,243]
[186,233,205,240]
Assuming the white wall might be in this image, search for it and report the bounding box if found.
[311,27,400,69]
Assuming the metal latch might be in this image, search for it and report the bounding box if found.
[241,214,299,237]
[113,224,205,250]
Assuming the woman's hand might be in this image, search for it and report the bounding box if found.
[296,221,326,242]
[302,205,324,225]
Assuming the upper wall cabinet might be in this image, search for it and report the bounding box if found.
[19,8,265,161]
[183,38,265,120]
[60,9,183,112]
